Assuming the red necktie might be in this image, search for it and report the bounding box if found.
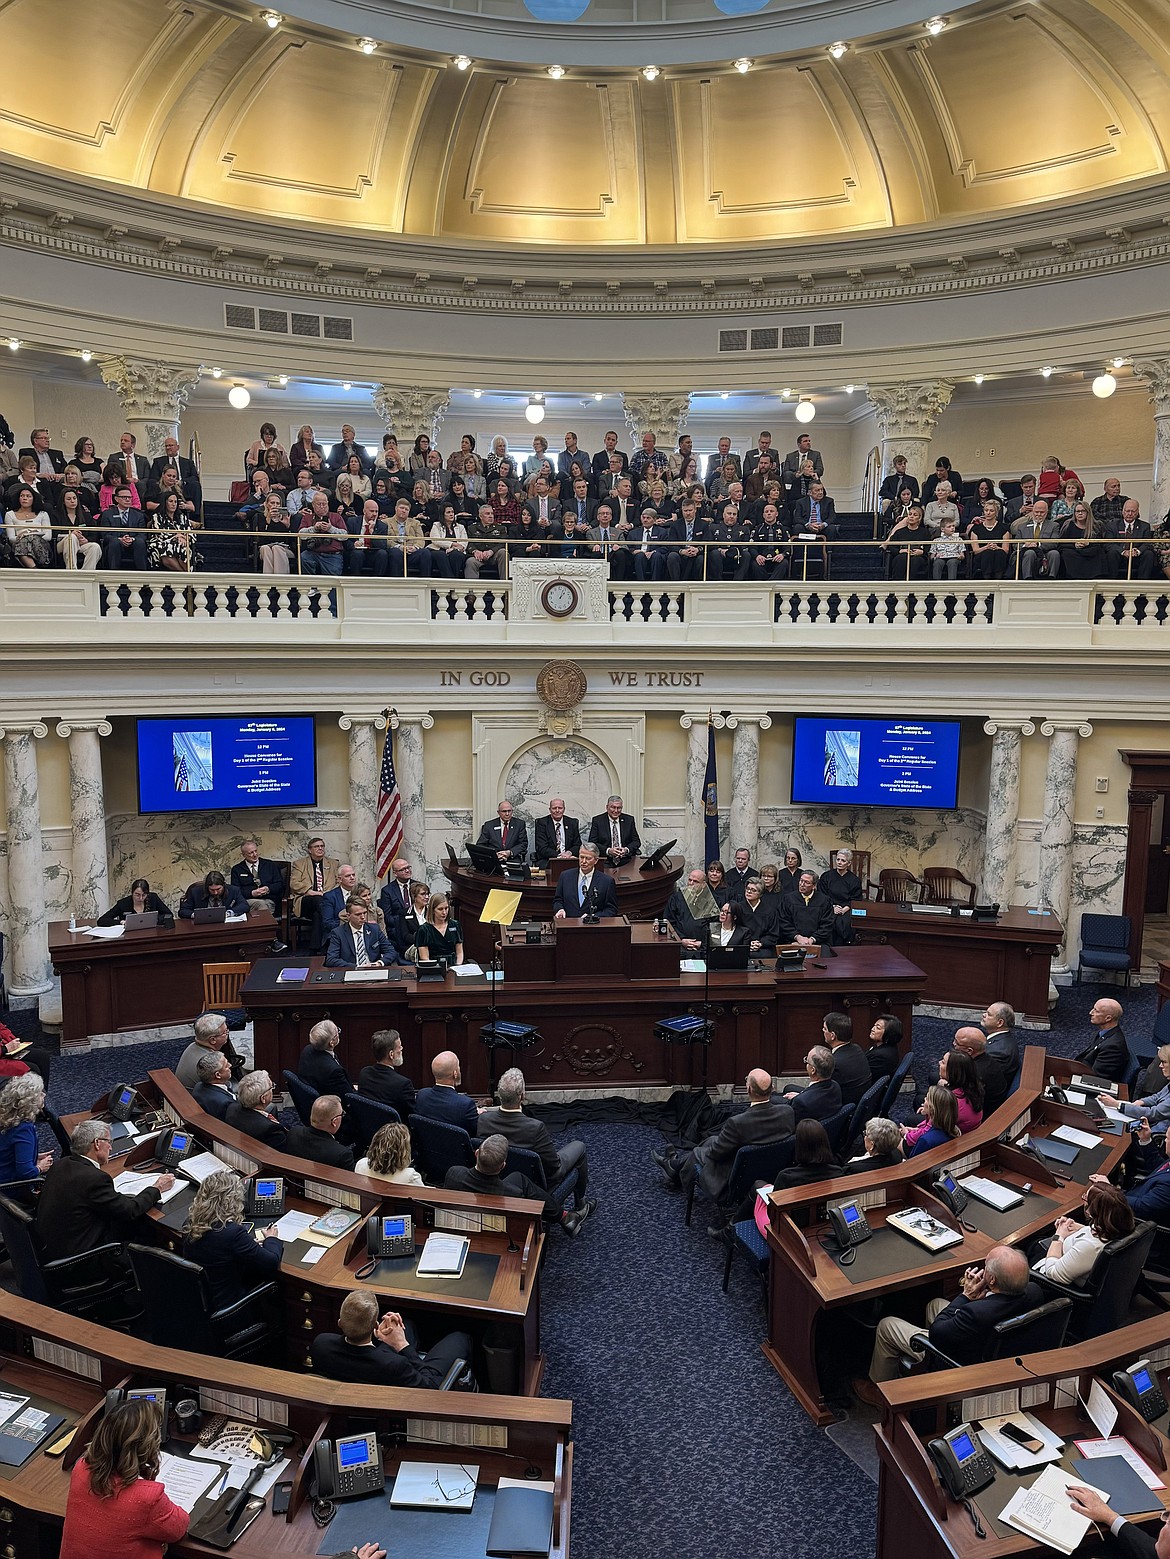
[501,823,510,848]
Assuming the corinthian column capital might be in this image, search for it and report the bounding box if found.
[372,385,451,443]
[864,380,954,438]
[1132,357,1170,409]
[97,357,203,421]
[621,393,691,444]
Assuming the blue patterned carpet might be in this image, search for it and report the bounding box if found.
[21,978,1158,1559]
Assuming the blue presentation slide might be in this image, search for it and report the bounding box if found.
[792,716,961,808]
[137,716,316,812]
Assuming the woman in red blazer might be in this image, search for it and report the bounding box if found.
[61,1399,187,1559]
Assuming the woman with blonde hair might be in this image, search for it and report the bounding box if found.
[416,892,464,966]
[356,1122,424,1185]
[902,1084,960,1157]
[182,1169,283,1308]
[0,1072,52,1191]
[61,1398,188,1559]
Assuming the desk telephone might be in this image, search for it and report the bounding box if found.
[108,1084,142,1121]
[244,1176,285,1221]
[928,1423,997,1499]
[105,1386,168,1426]
[367,1213,414,1259]
[828,1199,872,1249]
[1113,1359,1169,1422]
[153,1126,193,1168]
[313,1433,385,1500]
[932,1171,969,1217]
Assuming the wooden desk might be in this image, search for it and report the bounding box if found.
[0,1293,571,1558]
[875,1313,1170,1559]
[50,914,278,1046]
[853,902,1063,1022]
[443,856,683,962]
[106,1070,549,1396]
[242,946,926,1091]
[760,1049,1130,1424]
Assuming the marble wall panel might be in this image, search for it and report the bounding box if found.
[1013,818,1128,957]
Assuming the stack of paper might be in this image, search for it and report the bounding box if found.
[157,1453,228,1513]
[1000,1466,1108,1553]
[1052,1123,1102,1150]
[116,1170,186,1205]
[270,1210,317,1242]
[979,1411,1063,1470]
[452,962,484,977]
[417,1233,469,1277]
[958,1175,1024,1211]
[82,924,125,940]
[178,1151,231,1185]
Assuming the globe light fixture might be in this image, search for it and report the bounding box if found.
[525,396,546,424]
[228,383,251,409]
[794,398,816,422]
[1092,372,1117,399]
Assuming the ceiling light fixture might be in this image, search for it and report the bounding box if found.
[1041,366,1053,377]
[473,388,483,398]
[261,9,281,26]
[794,397,816,423]
[1112,356,1126,369]
[7,338,18,351]
[844,383,855,393]
[828,41,848,59]
[925,16,947,34]
[781,387,792,398]
[594,392,604,401]
[454,54,471,70]
[80,349,92,362]
[358,37,376,53]
[1092,371,1117,399]
[642,64,660,80]
[546,64,565,78]
[228,383,251,409]
[733,57,752,73]
[525,395,546,424]
[211,366,222,378]
[342,381,351,390]
[973,373,984,385]
[720,392,729,400]
[277,373,288,386]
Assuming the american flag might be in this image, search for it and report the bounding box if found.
[374,723,403,879]
[176,754,189,792]
[824,748,837,786]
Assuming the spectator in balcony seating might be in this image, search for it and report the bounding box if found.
[587,501,633,580]
[144,466,198,529]
[930,515,966,580]
[1037,454,1080,503]
[483,435,509,480]
[148,489,200,571]
[1010,498,1062,578]
[109,434,147,484]
[97,483,149,569]
[246,421,287,475]
[428,504,468,577]
[630,432,670,495]
[924,481,961,533]
[710,501,752,581]
[708,460,739,503]
[421,449,450,502]
[1109,498,1158,579]
[560,475,596,530]
[592,430,627,481]
[5,483,52,569]
[258,491,295,574]
[148,437,202,511]
[704,437,739,490]
[921,455,962,504]
[961,477,999,525]
[884,503,933,579]
[557,430,589,480]
[326,474,355,525]
[71,436,104,487]
[604,474,638,531]
[525,459,560,503]
[673,496,712,579]
[744,451,780,502]
[594,455,624,499]
[489,475,523,531]
[794,480,839,542]
[523,434,550,479]
[1050,476,1085,524]
[523,474,562,530]
[742,432,776,480]
[297,489,346,575]
[325,425,367,474]
[1090,476,1128,531]
[1005,474,1039,522]
[1059,501,1108,580]
[465,503,507,580]
[783,433,824,482]
[340,453,372,501]
[879,454,919,514]
[285,466,317,518]
[783,457,819,519]
[99,461,140,514]
[1154,516,1170,579]
[748,504,790,581]
[967,499,1011,579]
[289,424,325,473]
[18,427,65,482]
[54,484,102,569]
[886,486,919,531]
[345,497,390,578]
[625,509,680,582]
[236,468,271,530]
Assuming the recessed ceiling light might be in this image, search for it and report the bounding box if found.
[781,388,792,398]
[720,392,729,400]
[211,366,222,378]
[277,373,288,386]
[733,57,751,73]
[1041,366,1053,377]
[1112,356,1126,369]
[546,64,565,79]
[261,9,280,26]
[642,64,660,81]
[358,37,376,53]
[828,41,848,59]
[973,373,984,385]
[454,54,471,70]
[925,16,947,35]
[80,349,92,362]
[473,388,483,398]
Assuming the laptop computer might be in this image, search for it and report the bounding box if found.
[123,911,159,930]
[706,944,751,971]
[192,906,227,925]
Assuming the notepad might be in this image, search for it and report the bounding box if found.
[116,1170,186,1204]
[1052,1123,1102,1150]
[390,1460,479,1510]
[487,1478,555,1556]
[178,1151,231,1185]
[416,1233,469,1278]
[958,1175,1024,1211]
[886,1206,964,1252]
[999,1465,1107,1554]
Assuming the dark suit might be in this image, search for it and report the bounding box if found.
[592,449,628,479]
[475,1107,588,1198]
[312,1330,472,1391]
[97,504,148,569]
[789,1078,842,1124]
[318,885,349,936]
[379,876,414,930]
[588,811,641,858]
[326,441,370,474]
[106,451,152,487]
[683,1096,795,1200]
[974,1051,1012,1117]
[229,857,284,912]
[225,1102,287,1149]
[533,814,582,865]
[18,446,66,474]
[1128,1148,1170,1221]
[828,1042,872,1108]
[147,454,202,508]
[178,884,249,919]
[192,1080,235,1120]
[35,1154,160,1262]
[357,1064,416,1119]
[777,889,835,944]
[183,1223,282,1310]
[344,515,390,576]
[552,868,619,919]
[414,1085,479,1135]
[298,1043,354,1096]
[926,1281,1043,1367]
[866,1043,901,1083]
[324,921,399,970]
[444,1163,560,1220]
[794,494,838,534]
[1076,1025,1131,1083]
[285,1122,355,1171]
[476,816,529,863]
[705,451,741,488]
[1107,517,1158,578]
[522,497,562,527]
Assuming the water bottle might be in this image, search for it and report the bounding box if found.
[68,912,77,933]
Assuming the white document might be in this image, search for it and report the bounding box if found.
[300,1245,326,1266]
[958,1175,1024,1212]
[1000,1466,1106,1554]
[1075,1437,1166,1491]
[1085,1378,1120,1437]
[452,962,484,977]
[225,913,248,923]
[979,1411,1064,1471]
[680,959,706,973]
[116,1170,186,1204]
[390,1460,479,1510]
[178,1151,232,1185]
[417,1232,469,1276]
[0,1392,29,1429]
[271,1209,317,1242]
[82,924,124,939]
[157,1452,226,1513]
[1052,1124,1101,1150]
[344,968,390,983]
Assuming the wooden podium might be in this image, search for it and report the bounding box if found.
[500,917,680,982]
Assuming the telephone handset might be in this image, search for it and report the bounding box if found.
[312,1433,385,1500]
[108,1085,142,1122]
[1046,1075,1069,1105]
[1113,1359,1169,1422]
[932,1171,970,1216]
[153,1126,194,1169]
[366,1212,414,1259]
[244,1175,285,1221]
[928,1423,997,1499]
[828,1199,872,1249]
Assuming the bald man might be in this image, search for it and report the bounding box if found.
[951,1026,1011,1117]
[1076,998,1131,1083]
[413,1050,478,1134]
[652,1068,794,1227]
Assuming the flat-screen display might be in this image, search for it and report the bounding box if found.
[136,716,317,813]
[791,715,961,809]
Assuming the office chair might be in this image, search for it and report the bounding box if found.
[410,1115,475,1184]
[842,1077,887,1158]
[820,1105,855,1156]
[281,1070,318,1128]
[879,1050,915,1119]
[687,1137,795,1229]
[720,1140,798,1293]
[1076,914,1134,986]
[1032,1222,1156,1340]
[128,1244,280,1364]
[902,1297,1073,1372]
[342,1093,401,1157]
[503,1143,579,1212]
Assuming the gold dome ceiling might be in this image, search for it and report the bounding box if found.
[2,0,1169,248]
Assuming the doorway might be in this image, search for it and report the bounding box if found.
[1120,750,1170,974]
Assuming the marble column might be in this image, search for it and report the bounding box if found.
[864,380,955,484]
[981,718,1035,905]
[620,392,691,446]
[96,357,203,458]
[338,714,387,888]
[391,712,434,880]
[726,714,772,862]
[1132,357,1170,524]
[1038,719,1093,966]
[0,722,51,998]
[371,385,451,446]
[56,719,112,921]
[679,713,723,867]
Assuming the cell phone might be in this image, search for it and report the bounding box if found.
[1000,1421,1045,1455]
[271,1481,292,1516]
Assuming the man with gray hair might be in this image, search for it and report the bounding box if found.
[477,1066,591,1208]
[444,1135,594,1235]
[36,1119,174,1263]
[192,1050,235,1120]
[981,1001,1020,1072]
[783,1045,843,1124]
[226,1070,287,1149]
[588,796,641,864]
[175,1011,238,1091]
[298,1018,354,1097]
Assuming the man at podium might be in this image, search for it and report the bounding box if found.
[552,842,619,920]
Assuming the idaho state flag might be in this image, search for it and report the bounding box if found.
[703,717,719,866]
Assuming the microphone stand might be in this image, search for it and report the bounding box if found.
[486,919,503,1086]
[697,919,716,1088]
